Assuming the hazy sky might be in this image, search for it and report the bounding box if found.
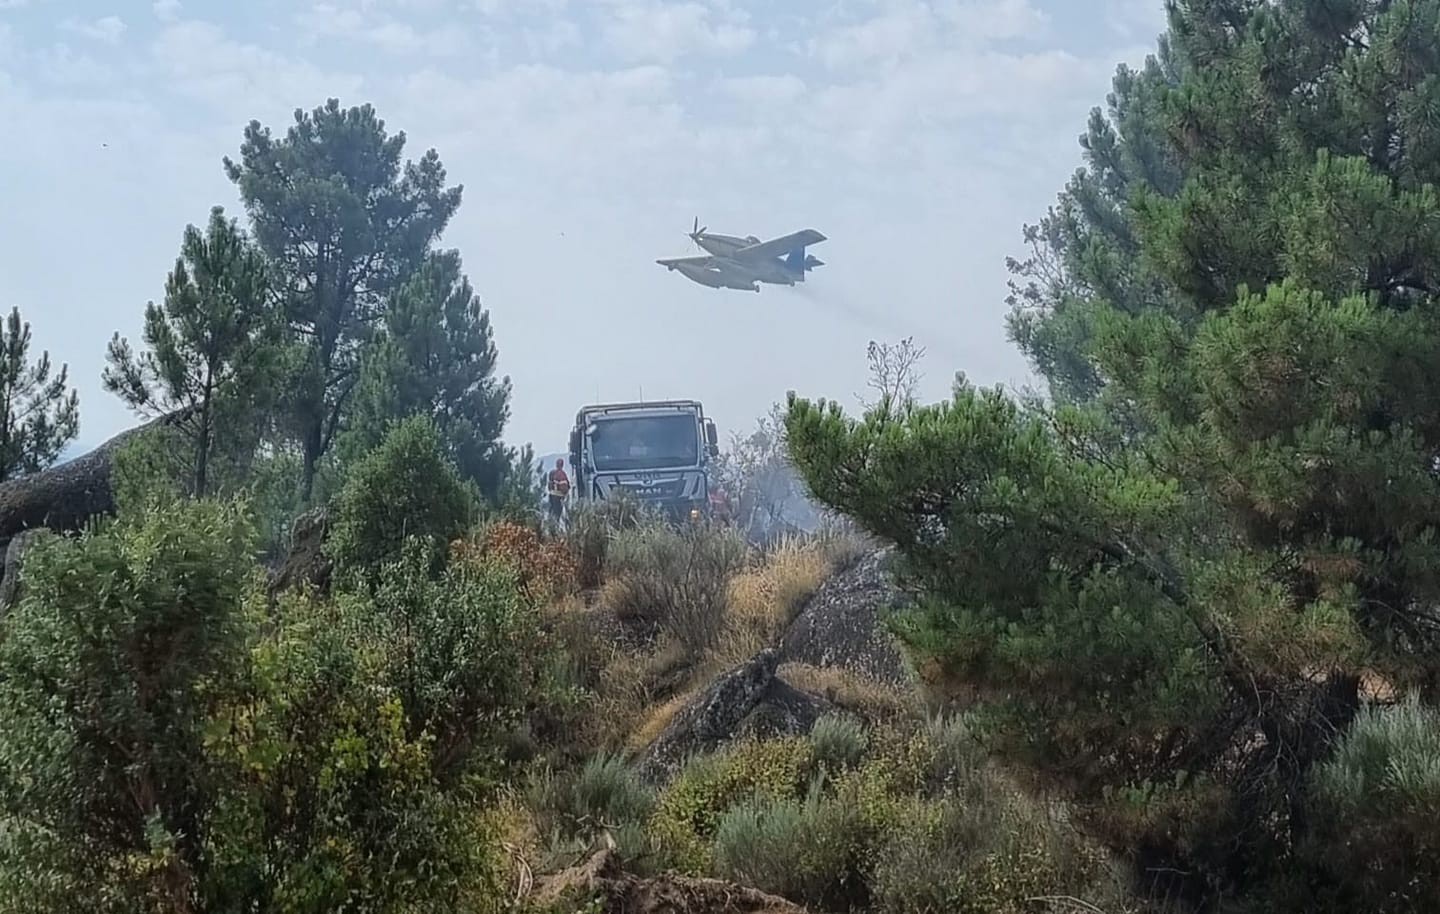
[0,0,1166,456]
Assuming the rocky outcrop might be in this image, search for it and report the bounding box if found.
[0,409,194,561]
[631,548,920,784]
[0,410,195,607]
[531,848,807,914]
[733,677,835,743]
[779,548,914,688]
[634,648,838,785]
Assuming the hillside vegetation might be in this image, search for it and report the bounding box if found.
[2,1,1440,912]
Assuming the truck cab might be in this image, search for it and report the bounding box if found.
[568,399,720,521]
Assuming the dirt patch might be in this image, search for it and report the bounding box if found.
[531,849,807,914]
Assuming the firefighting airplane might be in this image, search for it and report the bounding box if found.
[656,218,826,292]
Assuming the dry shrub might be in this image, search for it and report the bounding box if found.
[869,785,1124,914]
[603,522,749,659]
[693,537,832,676]
[454,520,577,605]
[563,494,654,591]
[809,518,874,570]
[727,537,828,637]
[580,651,654,753]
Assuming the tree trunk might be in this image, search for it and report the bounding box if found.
[300,421,322,506]
[194,379,213,499]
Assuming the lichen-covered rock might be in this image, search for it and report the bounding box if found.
[778,549,913,688]
[634,647,844,785]
[635,648,780,784]
[734,676,836,743]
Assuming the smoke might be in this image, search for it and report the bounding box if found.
[781,281,902,339]
[781,282,971,376]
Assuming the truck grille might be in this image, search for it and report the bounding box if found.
[616,479,686,500]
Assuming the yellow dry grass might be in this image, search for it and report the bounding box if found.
[712,537,830,669]
[625,687,701,752]
[777,661,917,722]
[555,532,875,756]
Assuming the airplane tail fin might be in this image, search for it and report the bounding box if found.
[786,247,822,273]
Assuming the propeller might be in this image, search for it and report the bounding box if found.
[688,216,708,250]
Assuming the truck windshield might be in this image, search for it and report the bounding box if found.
[588,415,699,471]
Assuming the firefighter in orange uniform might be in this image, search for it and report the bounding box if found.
[546,458,571,525]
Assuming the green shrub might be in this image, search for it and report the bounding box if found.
[367,536,547,784]
[0,497,258,913]
[0,496,529,913]
[810,713,868,772]
[110,422,191,514]
[605,521,748,658]
[711,776,875,910]
[649,737,817,873]
[869,777,1114,914]
[924,710,988,792]
[1302,694,1440,912]
[327,415,476,577]
[530,753,656,842]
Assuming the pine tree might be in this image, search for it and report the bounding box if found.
[223,98,463,503]
[0,306,79,482]
[1004,29,1187,407]
[342,249,515,500]
[103,205,277,497]
[787,2,1440,909]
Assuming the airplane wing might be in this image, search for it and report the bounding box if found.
[731,229,827,261]
[656,255,717,267]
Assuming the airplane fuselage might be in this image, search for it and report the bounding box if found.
[693,233,759,258]
[692,232,807,285]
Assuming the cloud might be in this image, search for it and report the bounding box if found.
[808,0,1049,70]
[472,0,570,14]
[28,44,118,89]
[0,1,1165,454]
[60,15,127,45]
[293,1,472,56]
[714,73,807,106]
[148,19,365,126]
[598,0,755,64]
[1105,0,1168,40]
